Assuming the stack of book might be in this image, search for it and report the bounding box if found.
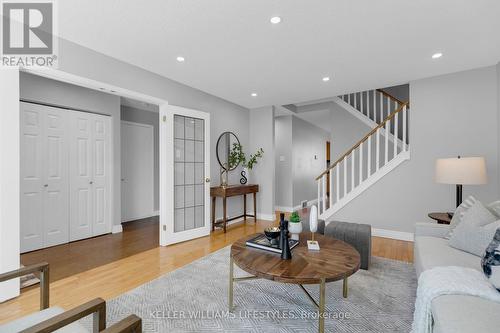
[245,234,299,254]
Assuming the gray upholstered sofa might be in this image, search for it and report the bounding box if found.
[414,222,500,333]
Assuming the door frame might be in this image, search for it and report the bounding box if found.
[20,67,171,246]
[120,120,155,222]
[160,104,211,246]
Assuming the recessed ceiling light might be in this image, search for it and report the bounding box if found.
[270,16,282,24]
[251,93,258,97]
[322,77,330,82]
[176,56,185,62]
[432,52,443,59]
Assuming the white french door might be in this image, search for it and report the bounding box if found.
[160,105,210,245]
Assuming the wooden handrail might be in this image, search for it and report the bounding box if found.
[316,102,408,180]
[376,89,408,107]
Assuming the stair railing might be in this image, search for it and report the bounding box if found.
[341,89,409,126]
[316,101,409,215]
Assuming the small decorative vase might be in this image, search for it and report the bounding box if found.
[288,221,303,240]
[240,167,249,185]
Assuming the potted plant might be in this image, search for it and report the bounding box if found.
[229,144,264,184]
[288,211,303,240]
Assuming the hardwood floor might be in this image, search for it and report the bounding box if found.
[21,216,160,282]
[1,216,413,324]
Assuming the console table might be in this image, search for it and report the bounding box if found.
[210,184,259,233]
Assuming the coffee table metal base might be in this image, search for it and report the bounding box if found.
[228,256,349,333]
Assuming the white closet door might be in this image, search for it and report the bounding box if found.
[69,111,94,241]
[69,111,111,241]
[20,102,69,252]
[42,107,69,247]
[91,115,111,236]
[20,103,45,252]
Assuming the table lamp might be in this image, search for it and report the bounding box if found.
[435,156,487,207]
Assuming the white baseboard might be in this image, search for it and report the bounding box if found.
[121,211,159,223]
[276,199,319,213]
[275,206,294,213]
[112,224,123,234]
[256,213,276,221]
[372,228,414,242]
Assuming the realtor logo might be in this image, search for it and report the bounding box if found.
[1,0,57,67]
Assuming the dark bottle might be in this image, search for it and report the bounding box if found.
[278,213,286,249]
[280,219,292,260]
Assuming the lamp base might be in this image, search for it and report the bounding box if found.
[456,184,463,208]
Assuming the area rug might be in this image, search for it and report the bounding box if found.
[20,265,40,289]
[81,246,417,332]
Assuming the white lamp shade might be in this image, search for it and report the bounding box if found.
[309,205,318,233]
[435,157,487,185]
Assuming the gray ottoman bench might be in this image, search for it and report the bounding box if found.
[324,221,371,270]
[301,218,371,269]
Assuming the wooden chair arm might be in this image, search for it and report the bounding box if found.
[0,262,49,310]
[101,315,142,333]
[22,298,106,333]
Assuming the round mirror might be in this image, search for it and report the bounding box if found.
[216,132,241,171]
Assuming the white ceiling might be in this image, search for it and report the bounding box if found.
[58,1,500,109]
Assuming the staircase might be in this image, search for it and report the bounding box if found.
[316,89,410,220]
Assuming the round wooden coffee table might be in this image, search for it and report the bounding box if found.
[229,232,360,333]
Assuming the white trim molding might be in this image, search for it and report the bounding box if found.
[254,213,276,221]
[276,199,318,213]
[112,224,123,234]
[372,228,414,242]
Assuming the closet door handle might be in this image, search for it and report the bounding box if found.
[89,181,94,185]
[43,184,48,188]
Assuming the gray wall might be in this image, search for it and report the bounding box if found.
[334,65,499,233]
[54,37,250,225]
[19,72,122,228]
[274,115,330,209]
[274,116,293,208]
[330,102,372,161]
[292,116,330,207]
[381,84,409,103]
[249,106,275,219]
[120,106,160,212]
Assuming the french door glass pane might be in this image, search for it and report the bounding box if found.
[174,115,205,232]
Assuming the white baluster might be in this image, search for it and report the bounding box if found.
[376,128,380,171]
[329,169,333,208]
[372,90,376,121]
[379,92,383,123]
[359,142,363,183]
[394,112,399,158]
[367,136,372,177]
[354,92,358,110]
[351,149,355,190]
[322,175,326,213]
[403,105,407,151]
[343,157,347,197]
[385,119,390,164]
[348,93,351,106]
[386,96,391,120]
[317,179,321,214]
[336,166,340,202]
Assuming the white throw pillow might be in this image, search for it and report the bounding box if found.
[446,195,477,239]
[449,200,500,256]
[487,200,500,218]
